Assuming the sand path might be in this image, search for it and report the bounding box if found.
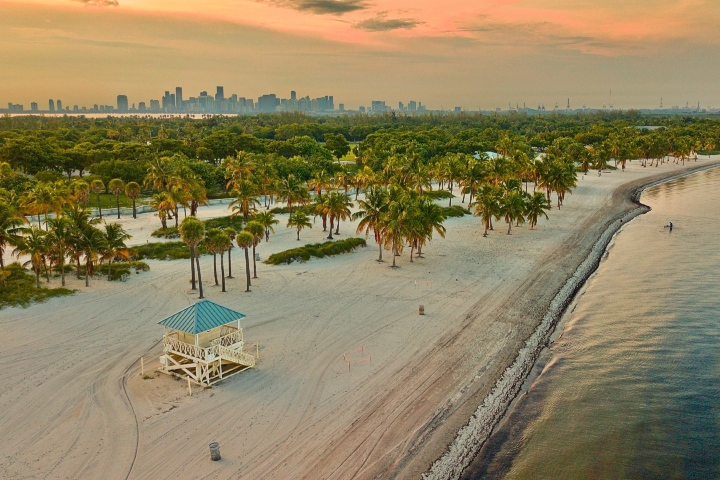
[1,158,718,479]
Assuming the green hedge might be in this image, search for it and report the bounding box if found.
[442,205,471,217]
[0,263,75,309]
[95,261,150,281]
[151,227,180,238]
[423,189,454,200]
[265,237,366,265]
[204,215,245,230]
[132,241,208,261]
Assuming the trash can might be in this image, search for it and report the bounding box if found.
[209,442,221,461]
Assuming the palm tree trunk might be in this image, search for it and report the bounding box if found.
[195,246,204,299]
[116,195,121,219]
[244,247,251,292]
[36,270,41,288]
[85,262,90,287]
[252,245,258,278]
[107,260,112,281]
[220,253,226,292]
[97,193,102,219]
[175,206,179,228]
[213,253,218,285]
[132,199,137,219]
[335,218,340,235]
[227,246,233,278]
[327,217,334,239]
[190,246,196,289]
[60,258,66,286]
[297,228,300,241]
[409,244,414,262]
[507,221,512,235]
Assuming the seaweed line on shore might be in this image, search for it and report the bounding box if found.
[423,163,720,480]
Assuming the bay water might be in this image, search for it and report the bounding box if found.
[464,166,720,479]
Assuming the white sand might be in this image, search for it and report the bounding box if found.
[2,158,718,480]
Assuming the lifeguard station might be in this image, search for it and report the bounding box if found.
[157,299,256,386]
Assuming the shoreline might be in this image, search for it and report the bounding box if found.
[423,160,720,480]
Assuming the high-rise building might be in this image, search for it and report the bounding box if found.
[257,94,279,113]
[57,100,63,111]
[399,102,404,111]
[138,102,147,112]
[371,101,386,113]
[215,86,224,101]
[117,95,129,112]
[150,99,160,111]
[291,91,297,101]
[408,100,417,111]
[175,87,183,111]
[339,104,345,111]
[49,99,55,112]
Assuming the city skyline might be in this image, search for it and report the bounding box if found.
[2,1,720,110]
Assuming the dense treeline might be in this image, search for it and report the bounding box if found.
[1,111,718,303]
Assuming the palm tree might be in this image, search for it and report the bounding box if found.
[12,227,47,288]
[229,180,260,221]
[108,178,125,219]
[244,221,265,279]
[472,184,502,237]
[382,199,410,268]
[236,230,254,292]
[277,174,309,214]
[151,192,175,229]
[525,191,551,229]
[287,211,312,241]
[71,180,90,207]
[102,223,131,281]
[215,231,232,292]
[187,180,209,216]
[224,227,236,278]
[323,191,352,239]
[499,189,526,235]
[46,216,74,286]
[353,187,389,261]
[125,181,141,219]
[413,197,446,258]
[78,225,107,287]
[90,179,105,219]
[254,211,279,242]
[0,201,26,272]
[205,228,223,286]
[179,216,205,298]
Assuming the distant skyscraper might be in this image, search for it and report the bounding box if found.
[215,86,224,101]
[339,104,345,111]
[30,102,38,112]
[408,100,417,111]
[291,91,297,101]
[257,94,279,113]
[49,99,55,112]
[117,95,129,112]
[175,87,183,111]
[56,99,62,111]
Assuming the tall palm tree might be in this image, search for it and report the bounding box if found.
[12,227,47,287]
[78,225,107,287]
[323,191,352,239]
[287,211,312,241]
[215,231,232,292]
[253,211,279,242]
[277,174,309,214]
[151,192,175,229]
[71,180,90,207]
[102,223,131,281]
[187,180,209,216]
[125,181,141,219]
[108,178,125,219]
[229,180,260,221]
[224,227,236,278]
[353,187,389,261]
[472,184,502,237]
[90,179,105,219]
[46,216,74,286]
[179,216,205,298]
[205,228,223,286]
[525,191,551,229]
[499,189,526,235]
[236,230,254,293]
[244,221,265,279]
[0,201,26,271]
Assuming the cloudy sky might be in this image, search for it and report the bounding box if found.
[3,0,719,110]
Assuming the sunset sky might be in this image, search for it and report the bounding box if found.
[2,0,719,110]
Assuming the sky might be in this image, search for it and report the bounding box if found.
[2,0,720,110]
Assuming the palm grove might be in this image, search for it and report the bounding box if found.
[1,111,717,301]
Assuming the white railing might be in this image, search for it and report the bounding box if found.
[163,335,207,361]
[211,329,243,348]
[215,345,256,368]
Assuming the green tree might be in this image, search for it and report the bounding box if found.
[244,221,265,279]
[12,227,47,288]
[125,181,141,219]
[179,216,205,298]
[353,187,389,261]
[102,223,131,281]
[90,179,105,219]
[525,191,551,230]
[254,211,279,242]
[236,230,254,293]
[108,178,125,219]
[287,211,312,241]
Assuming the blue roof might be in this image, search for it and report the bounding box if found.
[158,300,246,335]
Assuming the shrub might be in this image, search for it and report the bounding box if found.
[423,189,454,200]
[442,205,471,217]
[0,263,75,309]
[95,261,150,281]
[265,237,366,265]
[151,227,180,238]
[204,216,244,230]
[132,241,208,261]
[269,205,312,215]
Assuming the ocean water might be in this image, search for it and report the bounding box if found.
[464,167,720,480]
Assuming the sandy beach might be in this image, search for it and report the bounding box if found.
[2,158,719,480]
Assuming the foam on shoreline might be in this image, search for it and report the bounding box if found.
[423,162,720,480]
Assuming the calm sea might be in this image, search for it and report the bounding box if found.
[464,166,720,480]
